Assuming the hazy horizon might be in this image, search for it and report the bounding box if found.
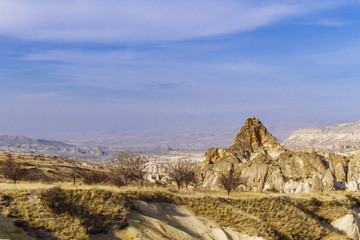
[1,1,360,140]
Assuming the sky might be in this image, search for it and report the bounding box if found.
[1,0,360,139]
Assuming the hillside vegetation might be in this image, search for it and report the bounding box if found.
[0,182,359,240]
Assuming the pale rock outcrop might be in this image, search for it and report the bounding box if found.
[332,211,360,240]
[310,175,324,192]
[282,120,360,152]
[348,153,360,190]
[120,201,265,240]
[295,181,310,194]
[328,153,347,183]
[283,180,299,194]
[201,117,343,193]
[263,167,285,192]
[241,158,269,191]
[278,151,327,180]
[323,169,336,191]
[348,182,359,192]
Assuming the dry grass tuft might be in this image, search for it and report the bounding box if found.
[2,187,130,240]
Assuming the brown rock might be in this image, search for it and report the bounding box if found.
[278,150,327,180]
[310,175,324,192]
[347,153,360,187]
[327,153,346,182]
[227,117,284,161]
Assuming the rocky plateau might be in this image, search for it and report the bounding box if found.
[282,120,360,152]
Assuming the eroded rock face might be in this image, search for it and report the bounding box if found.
[278,151,327,180]
[347,153,360,191]
[282,120,360,152]
[227,117,285,160]
[201,117,360,193]
[205,148,235,164]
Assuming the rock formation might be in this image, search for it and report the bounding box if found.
[205,117,284,164]
[282,120,360,152]
[201,117,360,193]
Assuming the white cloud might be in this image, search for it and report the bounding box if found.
[0,0,348,42]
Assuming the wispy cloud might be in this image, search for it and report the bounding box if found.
[0,0,349,42]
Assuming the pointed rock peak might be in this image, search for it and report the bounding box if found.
[228,117,279,153]
[244,117,263,128]
[204,117,284,164]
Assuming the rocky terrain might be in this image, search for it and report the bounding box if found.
[282,120,360,152]
[1,141,360,239]
[201,117,360,193]
[0,134,117,161]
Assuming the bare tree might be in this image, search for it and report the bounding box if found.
[62,160,81,185]
[108,151,146,186]
[169,160,196,189]
[82,170,107,185]
[200,172,206,186]
[217,168,244,196]
[1,153,25,184]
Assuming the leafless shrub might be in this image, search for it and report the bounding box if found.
[61,160,81,184]
[22,168,45,182]
[0,153,25,184]
[169,160,197,189]
[82,170,107,185]
[107,151,146,186]
[217,168,244,196]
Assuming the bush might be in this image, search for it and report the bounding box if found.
[217,168,244,195]
[169,160,197,189]
[107,151,146,186]
[22,168,50,182]
[82,170,107,185]
[40,186,68,214]
[107,168,125,187]
[0,153,25,183]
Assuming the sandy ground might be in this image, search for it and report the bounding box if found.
[117,201,263,240]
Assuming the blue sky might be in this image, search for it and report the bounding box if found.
[1,0,360,138]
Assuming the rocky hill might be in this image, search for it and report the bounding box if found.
[282,120,360,152]
[201,117,360,193]
[0,134,116,161]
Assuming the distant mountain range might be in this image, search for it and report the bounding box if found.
[282,120,360,152]
[1,119,358,160]
[0,134,117,161]
[0,135,69,146]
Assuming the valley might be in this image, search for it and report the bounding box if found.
[1,117,360,239]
